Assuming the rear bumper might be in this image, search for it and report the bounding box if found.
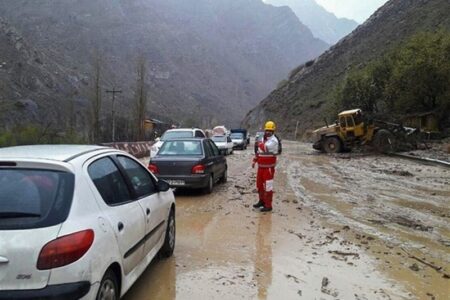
[158,174,209,189]
[0,281,90,300]
[232,142,245,149]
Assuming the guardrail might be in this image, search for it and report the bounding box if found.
[102,141,154,158]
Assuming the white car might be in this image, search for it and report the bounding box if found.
[150,128,206,157]
[211,135,233,155]
[0,145,175,299]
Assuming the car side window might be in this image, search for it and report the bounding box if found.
[117,156,157,198]
[209,140,220,156]
[227,136,232,143]
[203,141,213,158]
[88,157,132,206]
[195,130,205,138]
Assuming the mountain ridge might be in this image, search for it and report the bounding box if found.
[242,0,450,137]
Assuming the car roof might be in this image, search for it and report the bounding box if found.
[162,138,206,141]
[0,145,111,162]
[166,128,202,132]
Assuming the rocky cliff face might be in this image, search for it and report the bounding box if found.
[265,0,359,44]
[0,0,328,129]
[242,0,450,137]
[0,18,83,130]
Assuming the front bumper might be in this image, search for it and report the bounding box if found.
[232,142,245,149]
[0,281,90,300]
[157,174,209,189]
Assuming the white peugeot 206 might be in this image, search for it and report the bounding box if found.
[0,145,176,300]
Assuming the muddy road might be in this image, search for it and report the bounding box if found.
[127,141,449,299]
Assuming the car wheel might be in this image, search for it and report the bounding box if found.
[97,269,119,300]
[160,209,175,258]
[204,175,213,194]
[220,168,228,183]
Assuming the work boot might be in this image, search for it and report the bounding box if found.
[253,201,264,208]
[260,207,272,212]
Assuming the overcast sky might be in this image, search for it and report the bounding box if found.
[315,0,389,23]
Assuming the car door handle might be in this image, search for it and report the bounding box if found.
[146,208,151,215]
[118,222,124,232]
[206,162,213,166]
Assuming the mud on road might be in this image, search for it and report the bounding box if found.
[129,141,449,299]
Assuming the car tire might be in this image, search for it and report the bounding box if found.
[220,168,228,183]
[160,209,175,258]
[204,175,213,194]
[96,269,119,300]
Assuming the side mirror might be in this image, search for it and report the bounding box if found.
[157,180,170,192]
[155,137,161,142]
[219,149,227,156]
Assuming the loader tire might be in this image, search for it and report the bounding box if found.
[373,129,394,153]
[323,137,342,153]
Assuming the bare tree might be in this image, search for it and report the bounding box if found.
[90,54,102,143]
[135,57,148,141]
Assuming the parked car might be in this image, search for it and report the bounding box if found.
[148,138,227,193]
[211,135,234,155]
[231,129,249,145]
[150,128,206,157]
[230,132,247,150]
[0,145,175,300]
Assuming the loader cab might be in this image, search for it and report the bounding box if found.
[338,109,365,139]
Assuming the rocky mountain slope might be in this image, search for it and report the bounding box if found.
[0,18,82,130]
[242,0,450,137]
[0,0,328,131]
[265,0,359,44]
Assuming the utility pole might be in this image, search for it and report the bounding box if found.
[294,120,299,140]
[105,88,122,142]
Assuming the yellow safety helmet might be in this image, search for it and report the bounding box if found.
[264,121,276,131]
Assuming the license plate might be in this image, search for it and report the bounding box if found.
[166,180,185,186]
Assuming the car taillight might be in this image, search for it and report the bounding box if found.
[148,163,159,174]
[192,164,205,174]
[37,229,94,270]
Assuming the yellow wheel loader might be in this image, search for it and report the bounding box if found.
[312,109,416,153]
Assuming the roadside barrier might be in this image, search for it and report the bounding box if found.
[101,141,154,158]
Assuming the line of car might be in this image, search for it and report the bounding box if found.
[0,127,250,299]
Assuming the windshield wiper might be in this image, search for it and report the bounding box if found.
[0,212,41,218]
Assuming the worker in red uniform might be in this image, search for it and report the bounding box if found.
[252,121,279,212]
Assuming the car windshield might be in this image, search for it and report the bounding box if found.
[0,169,74,229]
[211,136,226,142]
[158,140,203,156]
[161,130,194,140]
[230,133,243,139]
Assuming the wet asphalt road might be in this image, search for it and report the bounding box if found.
[126,141,449,300]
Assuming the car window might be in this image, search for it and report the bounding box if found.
[195,130,205,138]
[212,136,226,142]
[0,169,74,230]
[230,133,243,139]
[159,140,203,156]
[88,157,132,206]
[162,130,194,140]
[203,141,214,158]
[117,156,156,197]
[208,140,220,156]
